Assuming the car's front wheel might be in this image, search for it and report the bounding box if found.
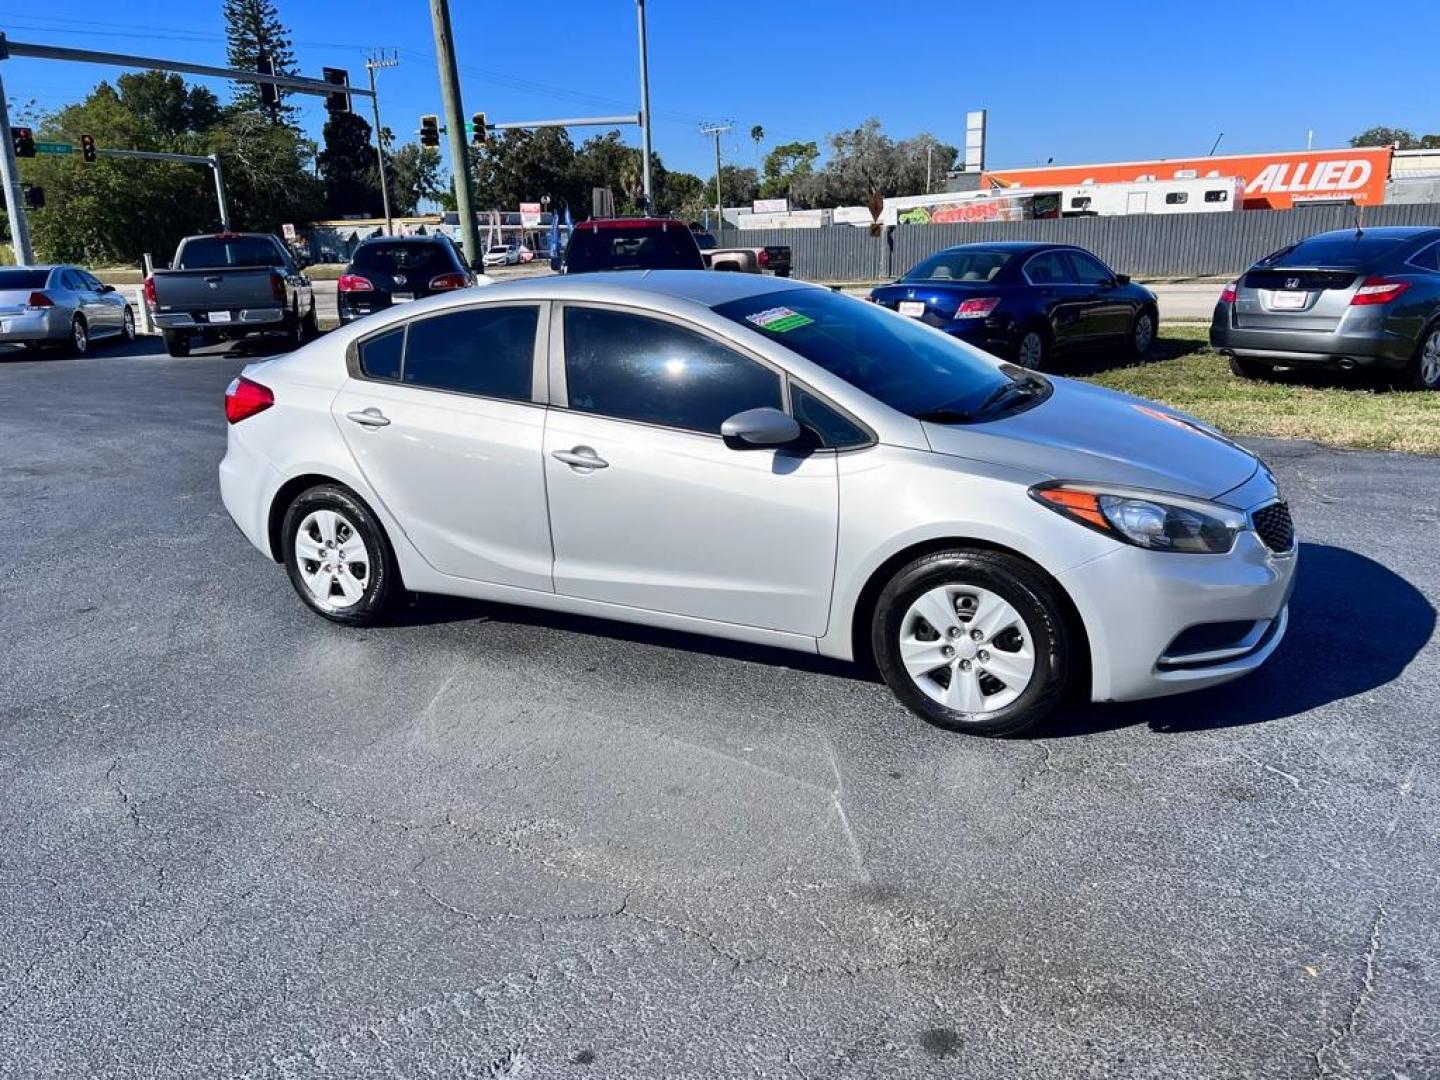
[871,549,1070,737]
[281,484,397,625]
[1129,307,1157,357]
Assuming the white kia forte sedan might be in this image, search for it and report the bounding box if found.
[220,271,1296,737]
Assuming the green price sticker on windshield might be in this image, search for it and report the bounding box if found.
[745,306,813,333]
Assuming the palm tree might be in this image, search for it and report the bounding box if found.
[750,124,764,175]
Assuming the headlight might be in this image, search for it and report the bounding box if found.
[1031,482,1245,554]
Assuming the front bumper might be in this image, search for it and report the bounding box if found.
[0,308,67,342]
[1209,307,1415,370]
[1059,529,1297,702]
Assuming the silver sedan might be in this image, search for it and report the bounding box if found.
[0,264,135,355]
[219,271,1296,738]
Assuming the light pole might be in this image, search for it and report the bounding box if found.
[429,0,483,266]
[636,0,653,212]
[366,51,399,237]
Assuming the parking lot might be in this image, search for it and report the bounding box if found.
[2,338,1437,1078]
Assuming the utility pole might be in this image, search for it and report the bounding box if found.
[429,0,482,265]
[926,145,933,194]
[366,51,399,237]
[0,63,34,263]
[635,0,653,212]
[701,122,731,235]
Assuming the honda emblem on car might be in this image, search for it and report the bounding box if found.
[1284,277,1300,289]
[393,274,406,286]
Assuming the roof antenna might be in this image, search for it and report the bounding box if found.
[1207,132,1224,156]
[1352,197,1364,235]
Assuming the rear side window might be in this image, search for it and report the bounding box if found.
[358,326,404,380]
[564,225,704,272]
[402,306,538,401]
[1066,251,1114,285]
[1407,243,1440,272]
[176,236,281,269]
[351,242,460,278]
[563,307,781,434]
[792,385,869,449]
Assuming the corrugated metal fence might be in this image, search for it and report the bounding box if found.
[724,202,1440,282]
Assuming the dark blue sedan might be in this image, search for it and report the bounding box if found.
[868,242,1159,370]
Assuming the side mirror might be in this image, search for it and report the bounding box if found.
[721,406,802,449]
[1114,273,1131,286]
[98,283,116,293]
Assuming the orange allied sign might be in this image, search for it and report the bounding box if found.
[981,147,1394,210]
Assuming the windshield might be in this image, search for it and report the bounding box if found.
[565,225,704,272]
[902,249,1012,283]
[176,236,281,270]
[713,288,1016,419]
[352,242,459,275]
[1259,234,1408,268]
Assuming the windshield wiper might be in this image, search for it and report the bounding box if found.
[974,373,1046,416]
[913,407,976,423]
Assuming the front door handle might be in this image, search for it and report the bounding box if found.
[552,446,608,470]
[345,407,390,428]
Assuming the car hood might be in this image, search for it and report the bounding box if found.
[921,377,1258,500]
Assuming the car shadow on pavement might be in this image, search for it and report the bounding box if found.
[1050,542,1435,737]
[1060,333,1208,377]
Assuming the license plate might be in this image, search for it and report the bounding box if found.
[898,301,926,317]
[1270,291,1307,310]
[208,310,232,323]
[391,292,415,303]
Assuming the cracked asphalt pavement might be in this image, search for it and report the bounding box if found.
[2,339,1437,1078]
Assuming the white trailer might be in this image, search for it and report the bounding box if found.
[1055,176,1243,216]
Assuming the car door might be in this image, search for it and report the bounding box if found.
[1065,250,1133,340]
[329,301,555,591]
[62,269,112,334]
[542,303,839,637]
[80,270,125,333]
[1022,250,1092,350]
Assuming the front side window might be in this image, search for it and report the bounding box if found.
[1066,252,1115,285]
[563,307,782,434]
[712,289,1013,421]
[402,305,539,401]
[1023,252,1072,285]
[792,384,869,449]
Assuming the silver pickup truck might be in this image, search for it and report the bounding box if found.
[145,232,317,357]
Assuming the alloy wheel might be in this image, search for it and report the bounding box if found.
[122,308,135,341]
[1017,331,1044,369]
[1422,329,1440,389]
[294,509,371,610]
[1134,312,1155,353]
[897,583,1036,715]
[72,319,88,354]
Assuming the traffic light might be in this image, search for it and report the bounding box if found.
[257,54,278,108]
[471,112,487,145]
[12,126,34,158]
[23,185,44,210]
[420,115,440,148]
[322,67,350,113]
[80,134,96,163]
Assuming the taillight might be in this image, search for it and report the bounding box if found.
[25,291,53,310]
[142,276,157,305]
[427,271,470,290]
[1350,277,1410,306]
[269,271,286,302]
[954,296,1001,319]
[1219,281,1237,304]
[225,376,274,424]
[758,249,769,267]
[337,274,374,292]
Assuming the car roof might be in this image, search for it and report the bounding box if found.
[513,269,807,306]
[356,235,449,245]
[572,217,687,230]
[934,241,1058,254]
[1303,226,1440,242]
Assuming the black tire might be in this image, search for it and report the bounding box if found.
[1396,321,1440,391]
[163,330,190,357]
[871,549,1070,738]
[66,316,89,357]
[1014,325,1049,371]
[282,311,304,350]
[281,484,398,626]
[1129,306,1158,358]
[300,305,320,342]
[775,267,791,278]
[1227,353,1270,380]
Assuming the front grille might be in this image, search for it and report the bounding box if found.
[1244,269,1357,291]
[1252,501,1295,553]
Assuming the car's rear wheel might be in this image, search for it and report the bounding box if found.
[163,330,190,357]
[1015,326,1049,371]
[1129,307,1157,357]
[1228,353,1270,380]
[281,485,396,625]
[871,549,1069,737]
[1402,323,1440,391]
[67,316,88,357]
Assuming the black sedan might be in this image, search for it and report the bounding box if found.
[337,237,478,324]
[1211,226,1440,389]
[868,242,1158,370]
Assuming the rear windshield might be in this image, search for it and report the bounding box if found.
[352,242,460,276]
[1259,234,1408,268]
[565,225,703,273]
[903,249,1012,283]
[0,269,49,289]
[713,288,1012,419]
[176,236,281,270]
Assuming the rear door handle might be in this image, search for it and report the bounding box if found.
[551,446,608,470]
[345,407,390,428]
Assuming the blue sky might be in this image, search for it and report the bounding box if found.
[4,0,1439,181]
